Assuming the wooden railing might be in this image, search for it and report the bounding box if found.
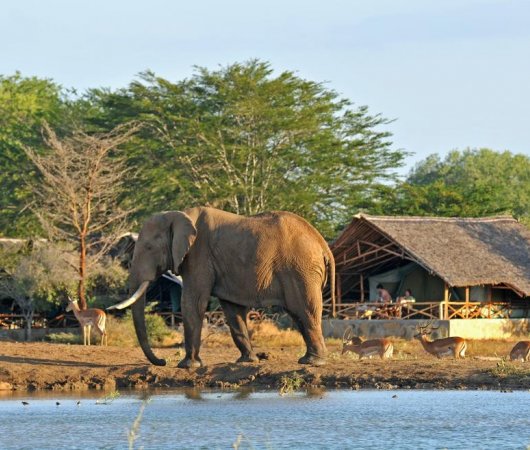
[323,301,516,320]
[0,300,521,330]
[0,313,47,329]
[445,302,512,319]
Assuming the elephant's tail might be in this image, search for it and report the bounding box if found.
[326,248,336,318]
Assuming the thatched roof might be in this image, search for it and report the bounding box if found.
[332,214,530,297]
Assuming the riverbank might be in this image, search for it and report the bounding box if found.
[0,338,529,393]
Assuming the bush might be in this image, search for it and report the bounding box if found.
[106,311,181,347]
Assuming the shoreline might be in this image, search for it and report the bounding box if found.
[0,341,528,393]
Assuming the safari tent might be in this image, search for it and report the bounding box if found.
[330,215,530,320]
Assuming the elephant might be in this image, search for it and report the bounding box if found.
[108,206,335,368]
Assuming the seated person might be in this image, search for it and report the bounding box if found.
[376,284,392,304]
[374,284,397,318]
[397,289,416,305]
[395,289,416,318]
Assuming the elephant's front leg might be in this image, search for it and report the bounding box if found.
[178,292,210,369]
[220,300,258,363]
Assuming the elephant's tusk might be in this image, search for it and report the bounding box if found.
[107,281,149,310]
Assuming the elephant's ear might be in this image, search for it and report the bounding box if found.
[167,211,197,272]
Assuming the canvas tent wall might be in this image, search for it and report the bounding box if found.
[367,263,496,302]
[368,263,445,301]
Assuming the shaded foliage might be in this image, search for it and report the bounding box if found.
[0,74,65,236]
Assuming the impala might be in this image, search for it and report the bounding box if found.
[341,328,393,359]
[66,298,108,346]
[509,341,530,362]
[414,322,466,359]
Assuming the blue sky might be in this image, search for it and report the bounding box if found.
[2,0,529,174]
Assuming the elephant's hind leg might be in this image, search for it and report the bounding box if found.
[220,300,258,363]
[284,281,327,366]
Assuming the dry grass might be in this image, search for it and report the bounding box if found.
[201,320,304,349]
[249,321,304,347]
[399,338,517,359]
[324,337,522,361]
[465,339,516,358]
[101,314,525,360]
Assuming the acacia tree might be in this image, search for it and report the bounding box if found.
[24,122,140,309]
[89,60,406,236]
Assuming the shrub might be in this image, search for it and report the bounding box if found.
[106,311,182,347]
[279,372,305,395]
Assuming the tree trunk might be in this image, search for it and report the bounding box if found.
[24,310,33,341]
[78,235,87,310]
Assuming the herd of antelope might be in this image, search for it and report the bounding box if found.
[341,321,530,362]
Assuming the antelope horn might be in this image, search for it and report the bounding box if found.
[426,319,437,330]
[342,328,349,342]
[107,281,149,310]
[342,327,353,343]
[417,321,430,333]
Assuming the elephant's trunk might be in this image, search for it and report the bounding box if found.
[132,292,167,366]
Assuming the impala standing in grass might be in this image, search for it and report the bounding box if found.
[341,328,393,359]
[66,297,108,346]
[414,322,466,359]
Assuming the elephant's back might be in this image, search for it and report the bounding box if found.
[251,211,327,244]
[251,212,329,287]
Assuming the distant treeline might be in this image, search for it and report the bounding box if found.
[1,60,529,240]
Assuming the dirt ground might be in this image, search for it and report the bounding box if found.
[0,338,529,393]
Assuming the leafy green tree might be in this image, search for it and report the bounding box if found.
[89,60,406,236]
[0,73,65,236]
[383,149,530,224]
[0,243,77,340]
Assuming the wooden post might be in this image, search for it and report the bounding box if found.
[487,286,492,319]
[465,287,470,319]
[336,272,342,305]
[444,283,449,320]
[360,273,365,302]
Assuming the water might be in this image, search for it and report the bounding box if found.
[0,389,529,449]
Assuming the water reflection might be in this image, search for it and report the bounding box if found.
[0,389,528,449]
[183,388,204,401]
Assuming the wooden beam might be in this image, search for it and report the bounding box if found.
[336,272,342,305]
[444,283,449,320]
[465,287,470,319]
[340,242,397,266]
[360,273,364,302]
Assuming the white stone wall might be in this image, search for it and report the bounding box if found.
[323,318,530,340]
